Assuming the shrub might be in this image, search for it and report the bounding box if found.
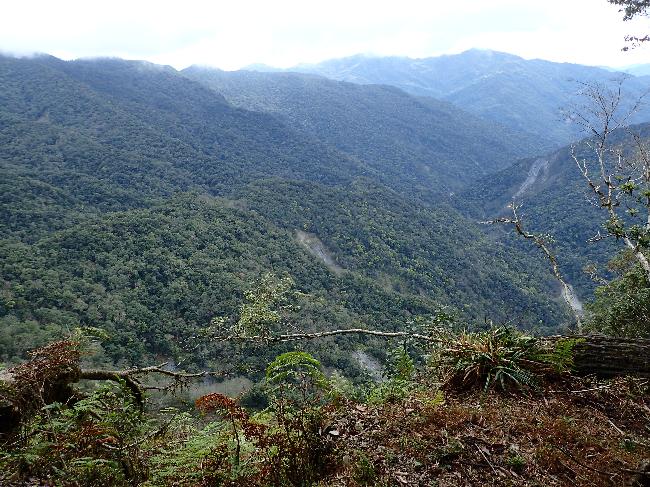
[263,351,334,485]
[152,351,337,486]
[437,327,573,392]
[0,382,150,486]
[366,346,417,404]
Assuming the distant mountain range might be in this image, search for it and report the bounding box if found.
[620,64,650,77]
[182,66,548,199]
[248,49,650,147]
[234,49,650,305]
[6,48,650,366]
[0,54,568,365]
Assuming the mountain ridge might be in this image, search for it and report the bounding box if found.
[182,65,550,199]
[252,49,650,146]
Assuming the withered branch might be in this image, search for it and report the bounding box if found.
[80,362,230,403]
[569,80,650,280]
[482,203,582,329]
[215,328,445,344]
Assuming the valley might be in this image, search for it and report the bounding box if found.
[1,31,650,485]
[2,52,594,369]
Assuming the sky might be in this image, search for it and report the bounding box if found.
[0,0,649,70]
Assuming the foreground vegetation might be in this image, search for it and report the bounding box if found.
[1,328,648,486]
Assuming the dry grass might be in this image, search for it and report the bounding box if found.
[320,376,650,486]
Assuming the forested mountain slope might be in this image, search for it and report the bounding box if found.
[456,122,650,298]
[2,186,568,365]
[280,49,650,146]
[183,67,547,198]
[0,55,365,210]
[0,54,568,367]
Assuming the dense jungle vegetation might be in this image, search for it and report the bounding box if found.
[0,54,569,369]
[2,20,650,482]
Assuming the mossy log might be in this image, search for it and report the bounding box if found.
[566,335,650,379]
[540,335,650,379]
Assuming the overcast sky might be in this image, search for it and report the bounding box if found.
[1,0,648,70]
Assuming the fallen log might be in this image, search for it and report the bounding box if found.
[567,335,650,379]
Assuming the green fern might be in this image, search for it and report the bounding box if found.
[440,327,549,392]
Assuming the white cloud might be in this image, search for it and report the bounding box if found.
[0,0,648,69]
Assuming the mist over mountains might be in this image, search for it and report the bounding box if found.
[251,49,650,147]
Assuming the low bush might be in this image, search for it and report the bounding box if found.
[436,326,578,392]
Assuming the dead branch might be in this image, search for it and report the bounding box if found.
[482,203,582,329]
[587,230,609,243]
[79,369,145,406]
[553,445,619,479]
[568,80,650,281]
[216,328,446,344]
[80,363,229,404]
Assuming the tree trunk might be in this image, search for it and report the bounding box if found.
[548,335,650,379]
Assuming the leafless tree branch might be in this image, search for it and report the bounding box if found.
[482,203,582,329]
[215,328,446,344]
[568,80,650,281]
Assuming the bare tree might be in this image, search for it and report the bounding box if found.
[568,80,650,281]
[482,204,583,328]
[482,80,649,331]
